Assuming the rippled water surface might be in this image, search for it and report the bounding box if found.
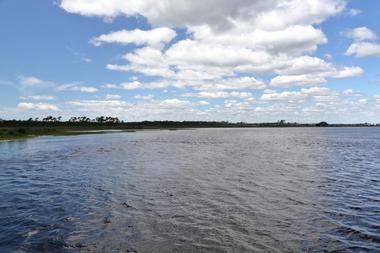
[1,128,380,252]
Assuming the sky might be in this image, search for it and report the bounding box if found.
[0,0,380,123]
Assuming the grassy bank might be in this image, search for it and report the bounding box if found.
[0,127,137,141]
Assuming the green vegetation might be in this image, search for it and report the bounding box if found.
[0,116,379,141]
[0,127,135,141]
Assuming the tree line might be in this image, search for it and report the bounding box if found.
[0,117,379,128]
[21,116,121,123]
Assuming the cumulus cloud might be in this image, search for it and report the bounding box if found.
[19,76,44,86]
[347,8,362,16]
[83,58,92,63]
[19,95,55,100]
[270,75,327,87]
[134,94,154,100]
[345,42,380,57]
[90,27,176,48]
[184,91,253,99]
[342,89,362,97]
[342,27,377,41]
[193,77,266,91]
[270,65,363,87]
[187,24,327,55]
[59,0,345,29]
[67,100,132,112]
[261,90,307,101]
[260,87,341,103]
[105,94,122,100]
[158,99,191,108]
[344,27,380,58]
[57,83,99,93]
[17,102,59,111]
[60,0,279,28]
[103,81,141,90]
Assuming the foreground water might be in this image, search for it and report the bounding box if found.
[0,128,379,253]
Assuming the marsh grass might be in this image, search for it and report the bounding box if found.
[0,127,137,141]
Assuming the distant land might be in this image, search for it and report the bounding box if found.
[0,116,379,141]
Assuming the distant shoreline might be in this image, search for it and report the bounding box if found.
[1,120,379,141]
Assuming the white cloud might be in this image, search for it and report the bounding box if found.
[198,100,210,106]
[260,90,306,101]
[253,0,345,30]
[60,0,345,30]
[19,76,44,86]
[194,77,266,91]
[19,95,55,100]
[345,42,380,57]
[90,27,176,48]
[344,27,380,58]
[60,0,278,28]
[16,76,100,95]
[374,95,380,106]
[83,58,92,63]
[347,8,362,16]
[331,66,364,78]
[270,75,327,87]
[166,40,271,68]
[134,94,154,100]
[270,64,363,87]
[57,83,99,93]
[275,56,332,75]
[301,87,334,96]
[105,94,122,100]
[106,47,176,78]
[188,24,327,55]
[158,99,191,108]
[260,87,338,103]
[68,100,131,112]
[342,27,377,41]
[342,89,362,96]
[185,91,253,99]
[17,102,59,111]
[103,81,141,90]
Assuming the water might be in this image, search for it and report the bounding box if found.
[0,128,380,253]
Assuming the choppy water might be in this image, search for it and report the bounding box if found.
[1,128,380,253]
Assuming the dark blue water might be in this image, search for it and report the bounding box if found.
[0,128,380,252]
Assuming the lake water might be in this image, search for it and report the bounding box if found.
[0,128,380,253]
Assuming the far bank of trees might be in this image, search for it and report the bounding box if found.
[1,117,380,129]
[22,116,121,124]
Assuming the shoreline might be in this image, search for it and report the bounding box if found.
[0,128,140,142]
[1,125,379,142]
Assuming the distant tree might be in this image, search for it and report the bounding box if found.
[96,116,105,123]
[42,116,60,122]
[316,121,329,127]
[80,116,91,122]
[43,116,54,122]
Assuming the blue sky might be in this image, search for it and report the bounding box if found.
[0,0,379,123]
